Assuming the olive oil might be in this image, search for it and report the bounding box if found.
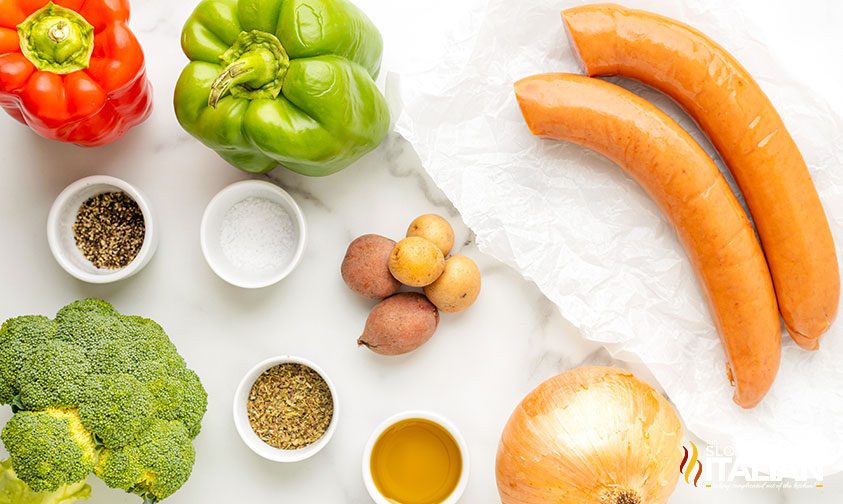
[370,418,462,504]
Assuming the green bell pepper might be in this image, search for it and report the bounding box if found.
[174,0,390,176]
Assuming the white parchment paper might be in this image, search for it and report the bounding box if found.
[391,0,843,476]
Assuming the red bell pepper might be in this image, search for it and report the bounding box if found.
[0,0,151,146]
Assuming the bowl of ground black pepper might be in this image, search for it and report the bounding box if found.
[47,176,158,283]
[233,356,339,463]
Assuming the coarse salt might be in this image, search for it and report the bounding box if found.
[220,196,295,272]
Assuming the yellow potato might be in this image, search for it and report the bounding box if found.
[407,214,455,256]
[389,237,445,287]
[424,255,481,313]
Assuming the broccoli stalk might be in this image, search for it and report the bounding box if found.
[0,300,207,503]
[0,459,90,504]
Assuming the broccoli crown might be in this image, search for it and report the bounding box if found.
[79,374,153,449]
[95,420,195,502]
[0,316,56,405]
[0,299,208,502]
[1,409,96,493]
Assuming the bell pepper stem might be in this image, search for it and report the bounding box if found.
[209,62,252,109]
[209,50,280,108]
[209,30,290,108]
[48,21,70,43]
[17,2,95,74]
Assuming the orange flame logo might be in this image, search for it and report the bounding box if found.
[679,441,703,487]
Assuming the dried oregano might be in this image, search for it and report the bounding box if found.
[247,363,334,450]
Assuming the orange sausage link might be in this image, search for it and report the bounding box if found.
[563,3,839,349]
[515,74,781,408]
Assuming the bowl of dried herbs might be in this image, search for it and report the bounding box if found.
[234,355,339,462]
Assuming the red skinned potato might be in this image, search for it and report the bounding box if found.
[358,293,440,355]
[342,234,402,300]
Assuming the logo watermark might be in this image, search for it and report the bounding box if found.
[678,441,824,490]
[679,441,703,487]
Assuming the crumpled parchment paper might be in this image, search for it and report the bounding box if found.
[391,0,843,477]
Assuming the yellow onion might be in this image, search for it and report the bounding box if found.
[496,367,684,504]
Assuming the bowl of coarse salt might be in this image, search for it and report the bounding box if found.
[201,180,306,288]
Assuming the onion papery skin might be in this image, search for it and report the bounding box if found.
[496,367,684,504]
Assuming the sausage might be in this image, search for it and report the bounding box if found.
[514,74,781,408]
[563,4,839,350]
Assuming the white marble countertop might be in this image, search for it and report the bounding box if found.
[1,0,841,503]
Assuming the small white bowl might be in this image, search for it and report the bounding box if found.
[200,180,306,289]
[47,175,158,284]
[362,410,470,504]
[233,356,339,463]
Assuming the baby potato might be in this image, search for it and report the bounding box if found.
[341,234,401,300]
[358,293,440,356]
[424,255,481,313]
[407,214,455,256]
[389,237,445,287]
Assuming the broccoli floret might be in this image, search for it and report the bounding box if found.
[55,299,118,322]
[148,368,208,438]
[0,379,12,409]
[1,409,96,492]
[0,459,90,504]
[78,375,153,449]
[121,317,186,376]
[18,341,91,410]
[95,420,195,503]
[0,371,12,409]
[54,301,123,353]
[81,316,185,380]
[0,316,57,404]
[0,300,207,503]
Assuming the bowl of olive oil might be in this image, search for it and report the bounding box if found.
[363,411,469,504]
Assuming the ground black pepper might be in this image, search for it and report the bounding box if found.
[73,191,145,270]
